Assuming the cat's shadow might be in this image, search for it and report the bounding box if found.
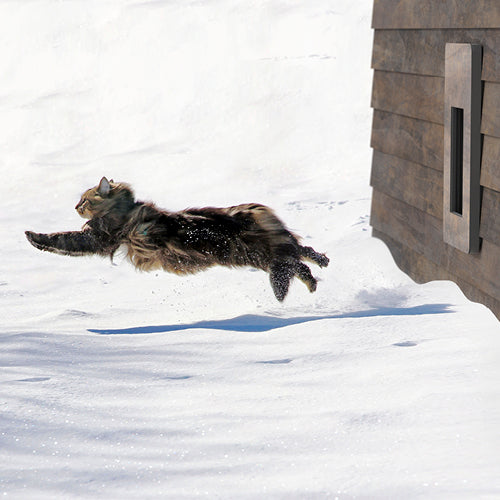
[88,304,453,335]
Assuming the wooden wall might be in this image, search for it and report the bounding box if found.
[369,0,500,319]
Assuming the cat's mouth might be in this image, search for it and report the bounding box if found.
[77,210,91,219]
[75,203,91,219]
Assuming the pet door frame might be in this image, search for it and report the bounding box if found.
[443,43,482,254]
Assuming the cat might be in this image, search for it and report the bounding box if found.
[26,177,329,301]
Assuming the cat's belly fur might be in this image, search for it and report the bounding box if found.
[125,230,218,275]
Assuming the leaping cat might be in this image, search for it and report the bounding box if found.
[26,177,329,301]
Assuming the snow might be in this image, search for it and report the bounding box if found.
[1,1,499,498]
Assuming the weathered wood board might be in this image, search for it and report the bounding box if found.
[372,29,500,83]
[372,0,500,30]
[371,191,500,301]
[370,151,443,218]
[371,111,443,171]
[373,229,500,317]
[371,151,500,248]
[481,82,500,137]
[481,136,500,192]
[371,71,443,124]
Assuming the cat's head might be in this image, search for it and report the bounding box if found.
[75,177,135,219]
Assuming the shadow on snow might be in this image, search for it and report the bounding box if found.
[89,303,453,335]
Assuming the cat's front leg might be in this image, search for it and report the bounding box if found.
[25,231,55,252]
[25,229,116,257]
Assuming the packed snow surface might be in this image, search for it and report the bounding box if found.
[1,1,499,498]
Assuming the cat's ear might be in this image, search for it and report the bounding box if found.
[98,177,111,196]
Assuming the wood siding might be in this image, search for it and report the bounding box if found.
[373,30,500,82]
[370,0,500,319]
[372,0,500,30]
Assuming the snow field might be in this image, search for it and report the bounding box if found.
[1,1,499,498]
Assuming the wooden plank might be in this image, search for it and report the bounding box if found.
[370,189,500,300]
[372,29,500,83]
[371,190,444,259]
[371,71,443,124]
[371,152,500,247]
[370,78,500,193]
[372,70,500,139]
[371,110,444,171]
[480,187,500,248]
[481,82,500,138]
[372,228,500,320]
[481,136,500,193]
[370,151,443,219]
[372,0,500,29]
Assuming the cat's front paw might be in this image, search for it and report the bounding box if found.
[25,231,50,251]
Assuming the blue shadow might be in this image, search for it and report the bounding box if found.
[88,303,453,335]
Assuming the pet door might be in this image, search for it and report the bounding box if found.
[443,43,482,253]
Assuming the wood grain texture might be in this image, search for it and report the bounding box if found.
[370,59,498,168]
[481,136,500,193]
[372,29,500,82]
[371,110,443,171]
[371,151,500,247]
[481,82,500,138]
[370,150,443,218]
[372,0,500,29]
[372,228,500,319]
[480,188,500,248]
[372,228,452,283]
[371,71,443,124]
[371,190,444,260]
[371,190,500,300]
[372,71,500,141]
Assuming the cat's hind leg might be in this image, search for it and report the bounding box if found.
[293,261,317,293]
[299,245,329,268]
[269,260,294,302]
[269,259,319,300]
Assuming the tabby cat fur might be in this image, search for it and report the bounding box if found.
[26,177,329,301]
